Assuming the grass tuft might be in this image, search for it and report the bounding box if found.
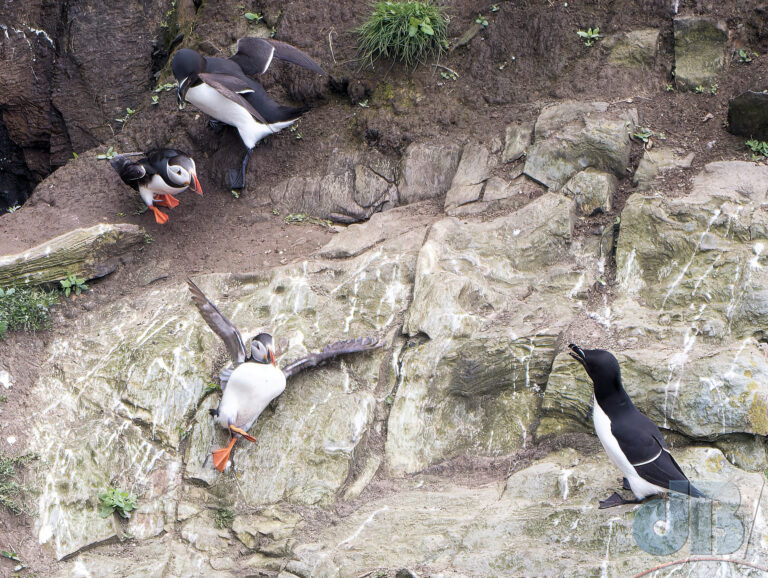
[0,286,59,339]
[358,1,448,68]
[0,452,37,515]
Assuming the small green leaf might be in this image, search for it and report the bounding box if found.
[408,24,417,36]
[244,12,262,21]
[421,22,434,35]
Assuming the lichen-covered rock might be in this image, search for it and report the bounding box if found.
[633,147,695,190]
[524,102,635,190]
[268,150,399,223]
[31,230,419,559]
[604,29,659,68]
[540,343,768,440]
[563,168,616,215]
[387,193,602,474]
[444,142,493,209]
[286,447,768,576]
[673,17,727,91]
[503,122,534,163]
[398,142,462,204]
[617,161,768,341]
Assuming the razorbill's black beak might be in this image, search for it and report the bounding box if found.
[568,343,587,367]
[177,78,188,110]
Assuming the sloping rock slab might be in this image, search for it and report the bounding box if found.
[0,223,145,286]
[524,102,635,191]
[673,17,727,91]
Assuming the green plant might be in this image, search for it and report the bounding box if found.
[0,452,37,514]
[60,274,88,297]
[115,107,136,123]
[359,98,370,107]
[290,123,302,140]
[476,14,488,27]
[244,12,262,21]
[746,139,768,160]
[357,1,449,68]
[665,83,674,92]
[0,286,58,338]
[0,395,7,403]
[154,82,177,93]
[631,126,654,143]
[577,27,601,46]
[737,48,755,63]
[710,83,718,95]
[151,95,159,105]
[694,84,705,93]
[98,487,138,519]
[490,3,499,11]
[284,213,333,227]
[6,204,20,213]
[214,507,234,529]
[439,70,458,81]
[205,382,221,393]
[97,146,117,160]
[230,189,241,199]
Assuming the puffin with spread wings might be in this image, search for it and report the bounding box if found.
[187,278,380,471]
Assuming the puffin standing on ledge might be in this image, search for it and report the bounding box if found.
[111,149,203,224]
[187,278,380,472]
[568,344,704,508]
[172,37,325,190]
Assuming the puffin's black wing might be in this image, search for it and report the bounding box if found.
[281,337,381,379]
[232,37,325,77]
[110,155,148,185]
[187,278,248,364]
[196,73,269,123]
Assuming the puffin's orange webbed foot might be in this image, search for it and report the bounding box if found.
[212,437,237,472]
[230,425,256,442]
[149,206,169,224]
[153,194,180,208]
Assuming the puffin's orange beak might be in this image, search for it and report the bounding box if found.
[190,174,203,195]
[269,349,276,366]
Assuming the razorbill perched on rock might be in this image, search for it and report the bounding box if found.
[172,37,325,190]
[568,344,704,508]
[187,278,380,472]
[110,149,202,224]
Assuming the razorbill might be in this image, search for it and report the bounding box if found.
[172,37,325,190]
[568,344,704,508]
[110,149,202,224]
[187,278,380,471]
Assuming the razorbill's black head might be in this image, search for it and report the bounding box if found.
[172,49,206,106]
[568,343,704,508]
[568,344,623,400]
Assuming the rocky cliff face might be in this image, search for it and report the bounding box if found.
[2,0,768,576]
[26,158,768,576]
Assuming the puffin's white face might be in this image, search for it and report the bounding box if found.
[167,163,192,187]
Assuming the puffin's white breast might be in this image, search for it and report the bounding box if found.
[216,362,286,430]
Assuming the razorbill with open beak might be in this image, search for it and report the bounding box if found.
[110,149,203,224]
[172,37,325,190]
[187,278,380,472]
[568,344,704,508]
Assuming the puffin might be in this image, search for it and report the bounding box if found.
[110,149,203,224]
[171,37,325,190]
[568,344,704,508]
[187,278,380,472]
